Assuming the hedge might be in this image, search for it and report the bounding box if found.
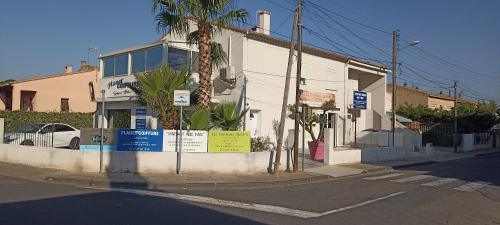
[0,110,93,132]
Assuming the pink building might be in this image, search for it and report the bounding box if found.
[0,62,99,112]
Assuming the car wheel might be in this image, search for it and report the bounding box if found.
[69,137,80,150]
[20,140,34,146]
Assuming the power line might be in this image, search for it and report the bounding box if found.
[304,0,392,35]
[412,46,500,79]
[305,2,393,60]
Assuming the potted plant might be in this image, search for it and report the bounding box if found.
[288,99,336,161]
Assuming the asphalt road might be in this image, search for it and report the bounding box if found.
[1,153,499,225]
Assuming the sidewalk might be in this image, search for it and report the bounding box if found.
[1,148,497,191]
[371,147,500,169]
[0,162,334,191]
[303,148,500,176]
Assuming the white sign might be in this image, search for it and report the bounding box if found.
[174,90,190,106]
[163,130,208,152]
[100,75,138,99]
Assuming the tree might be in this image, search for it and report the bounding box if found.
[211,102,248,130]
[129,65,190,129]
[153,0,248,109]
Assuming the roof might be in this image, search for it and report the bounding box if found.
[101,22,389,72]
[387,84,477,105]
[0,67,98,87]
[210,23,389,71]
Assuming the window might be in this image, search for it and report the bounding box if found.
[103,58,114,77]
[146,46,163,71]
[40,125,55,134]
[132,50,146,73]
[55,125,75,132]
[131,45,163,73]
[168,47,189,71]
[191,51,199,73]
[114,54,128,75]
[60,98,69,112]
[103,54,129,77]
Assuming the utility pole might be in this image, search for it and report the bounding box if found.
[453,81,458,152]
[391,30,398,146]
[273,3,298,174]
[293,0,303,172]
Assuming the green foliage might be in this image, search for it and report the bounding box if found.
[397,102,498,133]
[153,0,248,108]
[211,102,248,131]
[0,110,93,132]
[288,100,336,142]
[129,65,191,129]
[251,136,272,152]
[183,106,211,130]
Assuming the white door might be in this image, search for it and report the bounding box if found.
[248,110,261,138]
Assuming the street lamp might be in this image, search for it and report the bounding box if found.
[391,32,420,146]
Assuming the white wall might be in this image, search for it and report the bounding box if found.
[243,39,348,146]
[0,144,288,174]
[460,133,493,152]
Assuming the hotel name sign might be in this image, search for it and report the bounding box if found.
[100,75,139,99]
[299,90,335,103]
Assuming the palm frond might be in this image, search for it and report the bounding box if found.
[211,42,227,68]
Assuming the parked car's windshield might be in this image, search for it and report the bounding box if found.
[15,124,46,133]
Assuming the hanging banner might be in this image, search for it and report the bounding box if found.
[208,131,251,153]
[163,130,208,152]
[116,129,163,151]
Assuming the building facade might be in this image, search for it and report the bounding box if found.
[0,62,99,112]
[96,12,389,147]
[386,84,476,111]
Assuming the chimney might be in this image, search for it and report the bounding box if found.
[80,60,88,68]
[65,65,73,74]
[256,10,271,35]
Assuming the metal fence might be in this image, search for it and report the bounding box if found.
[419,123,454,147]
[3,132,54,148]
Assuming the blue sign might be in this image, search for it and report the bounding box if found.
[135,107,147,129]
[116,129,163,152]
[135,119,146,129]
[353,91,367,110]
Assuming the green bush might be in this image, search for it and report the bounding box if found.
[0,110,93,132]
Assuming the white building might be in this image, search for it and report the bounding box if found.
[95,11,390,147]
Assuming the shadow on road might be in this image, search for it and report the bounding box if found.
[0,191,264,225]
[394,153,500,187]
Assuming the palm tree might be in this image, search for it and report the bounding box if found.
[211,102,248,131]
[153,0,248,109]
[129,65,190,129]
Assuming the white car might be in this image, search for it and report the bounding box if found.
[4,123,80,149]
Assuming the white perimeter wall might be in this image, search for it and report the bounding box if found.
[0,144,288,174]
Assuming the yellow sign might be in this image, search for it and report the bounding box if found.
[208,131,251,153]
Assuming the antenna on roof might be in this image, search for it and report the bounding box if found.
[88,46,98,66]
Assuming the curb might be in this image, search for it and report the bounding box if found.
[44,174,335,191]
[474,151,500,157]
[391,161,438,169]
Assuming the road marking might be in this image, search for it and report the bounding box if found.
[363,173,404,180]
[319,191,406,216]
[80,186,406,218]
[453,182,491,192]
[391,175,433,183]
[421,178,458,187]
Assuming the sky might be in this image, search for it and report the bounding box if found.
[1,0,499,102]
